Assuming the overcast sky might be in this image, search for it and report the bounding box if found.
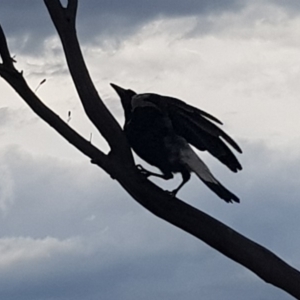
[0,1,300,299]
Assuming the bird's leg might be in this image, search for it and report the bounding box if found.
[136,164,172,179]
[169,170,191,196]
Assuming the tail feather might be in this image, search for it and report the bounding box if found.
[180,145,239,203]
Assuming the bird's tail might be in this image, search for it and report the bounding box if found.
[180,145,240,203]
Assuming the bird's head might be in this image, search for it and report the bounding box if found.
[110,83,136,119]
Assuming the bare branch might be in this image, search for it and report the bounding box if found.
[0,30,110,174]
[116,169,300,299]
[0,25,14,68]
[43,0,133,162]
[66,0,78,16]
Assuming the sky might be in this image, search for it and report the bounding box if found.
[0,0,300,299]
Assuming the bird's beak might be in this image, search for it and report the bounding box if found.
[110,83,127,97]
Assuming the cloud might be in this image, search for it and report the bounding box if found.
[76,0,245,40]
[1,0,300,57]
[0,236,82,268]
[0,1,54,54]
[0,0,245,55]
[0,164,14,213]
[270,0,300,14]
[1,0,244,36]
[0,141,298,299]
[0,108,13,127]
[1,0,299,64]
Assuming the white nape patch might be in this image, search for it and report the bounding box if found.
[131,94,158,111]
[180,145,218,184]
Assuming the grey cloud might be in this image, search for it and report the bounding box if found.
[0,107,39,130]
[0,241,291,300]
[1,0,298,56]
[0,142,299,300]
[270,0,300,14]
[0,0,245,55]
[0,1,54,54]
[77,0,243,34]
[0,108,12,127]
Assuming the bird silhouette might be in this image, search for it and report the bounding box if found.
[111,83,242,203]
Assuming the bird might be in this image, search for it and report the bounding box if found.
[111,83,242,203]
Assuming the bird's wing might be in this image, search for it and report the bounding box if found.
[142,94,242,172]
[173,110,242,172]
[140,93,223,124]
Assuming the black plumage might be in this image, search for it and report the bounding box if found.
[111,83,242,203]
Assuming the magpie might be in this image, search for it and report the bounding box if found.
[111,83,242,203]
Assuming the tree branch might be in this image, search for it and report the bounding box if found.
[0,1,300,299]
[43,0,133,162]
[66,0,78,16]
[0,27,111,173]
[116,171,300,299]
[0,25,15,68]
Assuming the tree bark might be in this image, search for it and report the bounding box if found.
[0,0,299,298]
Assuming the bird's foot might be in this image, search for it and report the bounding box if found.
[136,164,173,180]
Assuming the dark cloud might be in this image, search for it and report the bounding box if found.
[0,142,299,299]
[0,1,54,54]
[79,0,241,17]
[270,0,300,13]
[0,0,246,54]
[76,0,243,36]
[0,249,290,300]
[3,0,300,57]
[2,0,300,56]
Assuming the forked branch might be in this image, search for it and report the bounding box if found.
[44,0,133,161]
[0,26,110,173]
